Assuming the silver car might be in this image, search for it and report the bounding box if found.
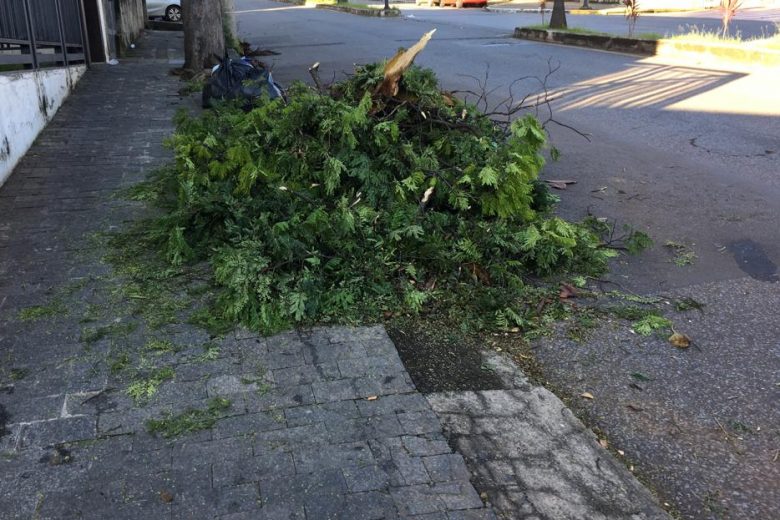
[147,0,182,22]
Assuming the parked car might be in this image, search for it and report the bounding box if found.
[147,0,182,22]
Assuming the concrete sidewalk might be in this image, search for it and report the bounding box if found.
[0,30,668,519]
[485,0,704,14]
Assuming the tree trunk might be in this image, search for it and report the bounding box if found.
[182,0,226,72]
[549,0,567,29]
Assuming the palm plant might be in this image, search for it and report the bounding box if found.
[623,0,640,38]
[720,0,742,37]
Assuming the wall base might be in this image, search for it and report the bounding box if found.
[0,65,87,188]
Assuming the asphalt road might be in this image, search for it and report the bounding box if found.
[233,2,780,518]
[400,5,779,39]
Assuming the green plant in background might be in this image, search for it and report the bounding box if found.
[623,0,640,38]
[720,0,742,37]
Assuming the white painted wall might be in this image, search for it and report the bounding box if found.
[0,65,86,187]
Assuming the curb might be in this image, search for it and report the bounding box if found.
[513,27,780,68]
[487,6,703,15]
[316,4,401,15]
[514,27,658,54]
[570,7,708,14]
[485,6,555,13]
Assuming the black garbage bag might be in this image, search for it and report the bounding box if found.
[202,56,283,109]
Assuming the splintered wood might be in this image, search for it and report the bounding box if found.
[375,29,437,97]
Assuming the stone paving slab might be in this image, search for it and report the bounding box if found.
[426,353,670,520]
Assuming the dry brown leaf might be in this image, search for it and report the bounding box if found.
[598,439,608,448]
[366,396,378,401]
[559,283,578,300]
[464,262,491,286]
[159,491,174,503]
[580,392,594,400]
[669,332,691,349]
[376,29,437,97]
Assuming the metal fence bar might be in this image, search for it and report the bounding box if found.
[0,0,87,70]
[21,0,39,69]
[54,0,69,66]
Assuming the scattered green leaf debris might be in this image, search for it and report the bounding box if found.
[80,322,137,345]
[146,397,232,438]
[127,367,175,404]
[144,339,182,355]
[18,300,67,321]
[665,241,697,267]
[633,315,673,336]
[675,297,705,312]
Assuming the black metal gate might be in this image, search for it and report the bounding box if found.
[0,0,88,69]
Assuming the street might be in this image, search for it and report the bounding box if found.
[233,1,780,518]
[400,5,779,39]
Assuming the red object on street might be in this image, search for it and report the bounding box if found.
[415,0,488,6]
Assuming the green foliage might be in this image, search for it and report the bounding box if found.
[194,341,221,362]
[633,315,672,336]
[144,339,182,355]
[583,217,653,255]
[566,307,599,342]
[121,62,622,335]
[606,305,656,321]
[9,368,29,381]
[127,367,175,404]
[102,224,203,331]
[109,353,131,374]
[674,297,705,312]
[625,230,653,255]
[80,322,137,345]
[146,397,232,438]
[665,241,696,267]
[18,300,67,321]
[606,290,662,305]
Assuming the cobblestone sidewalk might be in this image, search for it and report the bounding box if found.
[0,32,493,519]
[0,29,673,520]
